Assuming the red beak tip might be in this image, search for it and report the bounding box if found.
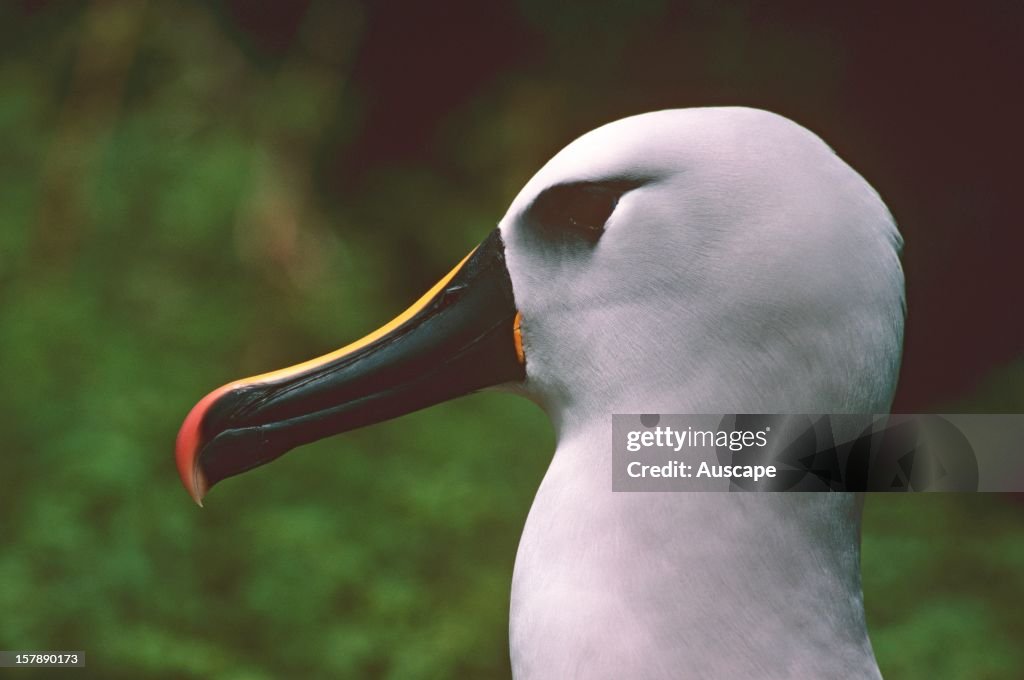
[176,383,235,506]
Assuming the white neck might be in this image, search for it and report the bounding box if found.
[509,412,881,679]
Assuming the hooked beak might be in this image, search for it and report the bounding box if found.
[175,229,525,505]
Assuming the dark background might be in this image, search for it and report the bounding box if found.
[2,1,1022,678]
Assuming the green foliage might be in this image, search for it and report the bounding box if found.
[864,495,1024,679]
[1,2,1021,678]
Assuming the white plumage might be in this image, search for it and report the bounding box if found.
[496,108,904,678]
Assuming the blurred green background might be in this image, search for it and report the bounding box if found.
[2,1,1022,678]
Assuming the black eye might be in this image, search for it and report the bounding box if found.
[528,182,635,243]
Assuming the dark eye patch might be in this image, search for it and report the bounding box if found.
[526,180,640,243]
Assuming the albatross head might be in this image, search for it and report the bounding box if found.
[176,105,904,500]
[500,107,904,428]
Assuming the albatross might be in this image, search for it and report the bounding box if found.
[177,107,904,679]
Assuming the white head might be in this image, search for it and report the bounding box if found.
[179,106,904,512]
[499,107,905,431]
